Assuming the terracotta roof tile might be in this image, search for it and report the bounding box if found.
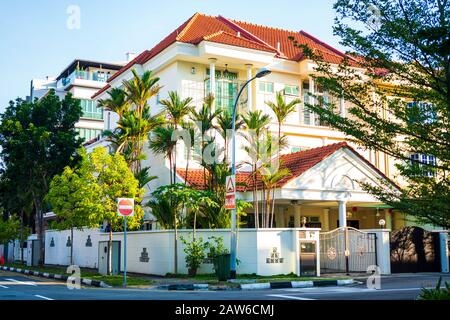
[177,142,400,192]
[203,31,276,53]
[92,13,360,99]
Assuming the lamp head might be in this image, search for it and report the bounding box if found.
[255,68,271,78]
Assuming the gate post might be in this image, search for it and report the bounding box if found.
[438,232,449,273]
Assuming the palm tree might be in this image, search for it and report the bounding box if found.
[265,91,301,158]
[149,125,177,184]
[98,88,130,118]
[265,91,301,222]
[214,109,244,164]
[122,69,161,173]
[160,91,193,185]
[190,94,219,188]
[242,110,270,229]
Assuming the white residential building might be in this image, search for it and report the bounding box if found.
[30,58,128,143]
[91,13,411,231]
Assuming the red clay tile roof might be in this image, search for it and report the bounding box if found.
[203,31,277,53]
[92,13,358,99]
[177,142,400,192]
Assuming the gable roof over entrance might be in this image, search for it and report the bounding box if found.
[177,142,400,192]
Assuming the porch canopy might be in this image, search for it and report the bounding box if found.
[178,142,400,230]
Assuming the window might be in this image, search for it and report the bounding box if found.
[205,70,241,113]
[79,99,103,120]
[407,102,437,124]
[76,128,103,142]
[258,81,274,94]
[410,153,436,177]
[284,85,300,96]
[302,83,331,126]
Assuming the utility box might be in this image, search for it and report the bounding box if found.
[297,230,320,277]
[98,241,121,275]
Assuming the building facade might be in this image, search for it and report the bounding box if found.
[30,59,127,143]
[91,13,413,231]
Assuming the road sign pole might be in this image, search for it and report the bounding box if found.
[124,216,127,287]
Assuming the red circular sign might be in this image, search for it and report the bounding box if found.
[118,199,134,216]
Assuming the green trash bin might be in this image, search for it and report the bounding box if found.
[214,254,231,281]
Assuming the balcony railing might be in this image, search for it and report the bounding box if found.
[60,70,112,87]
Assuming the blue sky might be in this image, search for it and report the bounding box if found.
[0,0,343,111]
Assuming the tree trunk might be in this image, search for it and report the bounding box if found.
[20,211,24,264]
[270,188,276,228]
[174,213,178,275]
[33,197,45,266]
[108,223,112,275]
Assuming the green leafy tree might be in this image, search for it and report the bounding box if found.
[292,0,450,228]
[0,91,83,265]
[45,153,103,265]
[46,147,144,274]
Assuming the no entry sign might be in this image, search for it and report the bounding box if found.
[117,198,135,217]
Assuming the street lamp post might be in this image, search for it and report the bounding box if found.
[229,68,271,279]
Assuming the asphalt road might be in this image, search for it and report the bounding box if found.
[0,271,448,300]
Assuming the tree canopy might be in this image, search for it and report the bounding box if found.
[293,0,450,228]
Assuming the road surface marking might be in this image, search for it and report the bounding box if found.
[6,278,37,286]
[0,285,8,289]
[34,294,54,301]
[268,294,316,300]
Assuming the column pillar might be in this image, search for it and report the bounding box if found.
[294,205,302,227]
[322,208,330,231]
[340,96,346,118]
[299,79,304,124]
[308,76,315,125]
[208,58,217,97]
[384,209,392,230]
[275,207,284,228]
[338,201,347,228]
[245,64,253,111]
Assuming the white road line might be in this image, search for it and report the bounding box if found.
[268,294,316,300]
[34,294,54,301]
[281,287,428,296]
[6,278,37,286]
[0,285,9,289]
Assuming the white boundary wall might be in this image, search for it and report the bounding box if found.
[44,228,100,269]
[43,228,321,276]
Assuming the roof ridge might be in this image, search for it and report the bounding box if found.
[204,30,278,50]
[203,30,226,40]
[299,30,355,61]
[176,12,201,41]
[282,141,348,157]
[229,18,299,35]
[217,15,282,56]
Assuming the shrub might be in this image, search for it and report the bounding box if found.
[417,277,450,300]
[180,235,208,276]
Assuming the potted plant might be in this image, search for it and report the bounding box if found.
[180,235,207,277]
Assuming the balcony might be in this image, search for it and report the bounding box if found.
[60,70,112,87]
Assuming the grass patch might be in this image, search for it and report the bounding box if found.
[2,263,154,287]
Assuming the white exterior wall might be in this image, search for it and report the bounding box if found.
[44,228,100,268]
[42,228,321,276]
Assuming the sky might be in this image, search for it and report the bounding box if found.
[0,0,344,111]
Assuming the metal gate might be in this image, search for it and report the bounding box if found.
[320,227,377,273]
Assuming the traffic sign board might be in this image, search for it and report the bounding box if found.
[226,175,236,209]
[226,175,236,194]
[117,198,135,217]
[225,194,236,210]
